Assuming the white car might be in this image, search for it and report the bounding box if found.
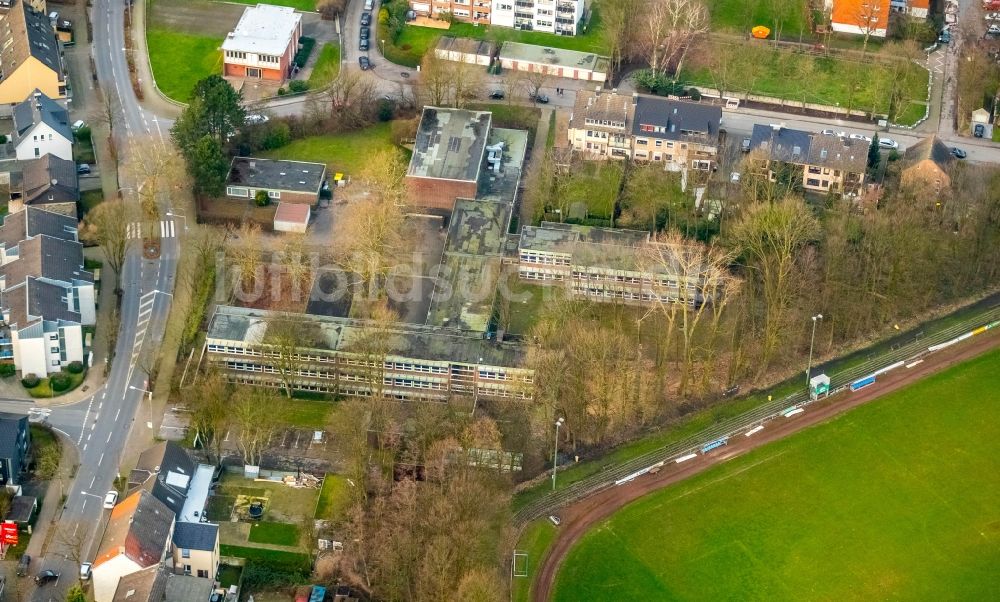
[103,490,118,509]
[989,24,1000,34]
[878,137,898,149]
[79,562,92,581]
[548,515,562,526]
[245,113,269,125]
[822,129,847,137]
[849,133,872,143]
[986,12,1000,20]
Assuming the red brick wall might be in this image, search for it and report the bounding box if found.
[405,177,476,212]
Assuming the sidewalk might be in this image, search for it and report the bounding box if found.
[130,0,184,118]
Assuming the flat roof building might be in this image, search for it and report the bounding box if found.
[226,157,327,205]
[405,107,492,213]
[222,4,302,83]
[498,42,608,82]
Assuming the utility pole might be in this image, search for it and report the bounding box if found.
[806,313,823,388]
[551,417,564,491]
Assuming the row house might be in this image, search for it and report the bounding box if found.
[0,1,66,104]
[747,124,868,196]
[517,222,713,306]
[413,0,493,25]
[205,306,533,402]
[568,89,723,171]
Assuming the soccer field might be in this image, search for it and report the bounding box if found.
[553,349,1000,601]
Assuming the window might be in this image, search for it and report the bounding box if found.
[267,190,281,199]
[197,570,209,578]
[655,140,662,147]
[227,186,249,198]
[50,347,59,353]
[181,549,191,559]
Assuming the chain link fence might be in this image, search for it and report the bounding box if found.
[512,305,1000,528]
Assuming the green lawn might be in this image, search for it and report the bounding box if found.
[260,121,409,176]
[205,494,236,521]
[379,9,605,68]
[315,474,353,521]
[25,370,86,398]
[563,160,623,221]
[146,28,223,102]
[705,0,807,35]
[217,564,242,590]
[247,521,300,546]
[553,348,1000,601]
[217,0,316,10]
[219,544,311,570]
[513,520,558,602]
[277,398,336,429]
[682,47,930,126]
[307,43,341,89]
[80,190,104,215]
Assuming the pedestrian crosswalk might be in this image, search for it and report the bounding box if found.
[127,220,177,240]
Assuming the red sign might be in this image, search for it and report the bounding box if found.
[1,521,18,546]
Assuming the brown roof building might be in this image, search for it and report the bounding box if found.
[899,136,953,194]
[9,155,78,216]
[0,2,66,104]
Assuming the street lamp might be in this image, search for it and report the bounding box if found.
[128,384,154,429]
[470,357,483,417]
[805,314,823,388]
[551,417,564,491]
[165,211,188,231]
[381,39,386,57]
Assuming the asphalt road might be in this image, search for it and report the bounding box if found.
[0,0,182,598]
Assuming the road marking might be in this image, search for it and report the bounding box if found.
[98,452,105,464]
[115,408,121,421]
[91,475,97,488]
[82,498,87,511]
[107,432,112,443]
[90,422,96,431]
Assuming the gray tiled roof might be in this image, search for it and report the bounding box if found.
[112,565,168,602]
[1,234,93,287]
[631,96,721,142]
[408,107,491,182]
[569,89,633,132]
[12,90,71,142]
[0,412,28,462]
[748,124,813,163]
[0,3,64,92]
[172,522,218,552]
[901,135,954,169]
[227,157,326,194]
[0,207,78,249]
[19,155,79,206]
[94,490,174,571]
[129,441,195,516]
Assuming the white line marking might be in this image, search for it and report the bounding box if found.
[98,452,105,464]
[783,408,804,418]
[745,425,764,437]
[675,453,698,464]
[115,408,122,421]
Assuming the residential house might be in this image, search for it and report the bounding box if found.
[0,2,66,105]
[491,0,584,35]
[205,305,532,401]
[405,107,492,213]
[0,207,95,375]
[222,4,302,83]
[127,441,196,517]
[0,412,30,488]
[747,124,868,195]
[163,573,215,602]
[92,490,176,602]
[899,135,953,193]
[8,154,78,215]
[170,522,219,580]
[433,36,495,66]
[497,42,608,82]
[111,566,168,602]
[829,0,889,38]
[273,202,310,233]
[225,157,328,205]
[10,89,72,161]
[410,0,492,24]
[517,222,713,306]
[568,89,723,170]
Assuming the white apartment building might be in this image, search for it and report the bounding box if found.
[491,0,584,35]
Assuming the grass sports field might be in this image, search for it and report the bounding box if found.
[553,348,1000,601]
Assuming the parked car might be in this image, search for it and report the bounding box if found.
[245,113,269,125]
[103,490,118,509]
[489,89,505,100]
[986,12,1000,20]
[359,38,369,51]
[359,56,371,70]
[974,123,985,137]
[878,137,898,149]
[951,147,967,159]
[364,0,373,9]
[71,119,86,131]
[988,24,1000,35]
[77,163,91,175]
[361,11,371,25]
[16,554,30,577]
[548,515,561,526]
[849,133,872,143]
[34,570,59,586]
[939,30,952,43]
[79,563,92,581]
[530,92,550,104]
[360,26,370,40]
[741,137,751,152]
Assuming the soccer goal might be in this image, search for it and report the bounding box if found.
[512,551,529,578]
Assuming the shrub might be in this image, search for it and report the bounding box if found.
[0,363,15,377]
[50,372,72,392]
[0,133,6,144]
[66,361,85,374]
[74,126,92,142]
[377,99,394,122]
[689,88,702,101]
[294,36,316,68]
[277,87,287,96]
[288,80,309,94]
[21,373,40,388]
[255,190,270,207]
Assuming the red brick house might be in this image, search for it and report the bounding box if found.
[222,4,302,83]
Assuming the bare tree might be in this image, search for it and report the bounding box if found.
[359,148,408,208]
[420,51,455,107]
[325,70,380,128]
[262,314,322,398]
[601,0,641,79]
[524,68,551,101]
[80,198,133,294]
[54,522,88,577]
[499,69,526,105]
[189,369,231,463]
[232,388,278,466]
[451,58,485,108]
[852,0,886,57]
[639,0,710,78]
[334,192,405,298]
[226,222,263,298]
